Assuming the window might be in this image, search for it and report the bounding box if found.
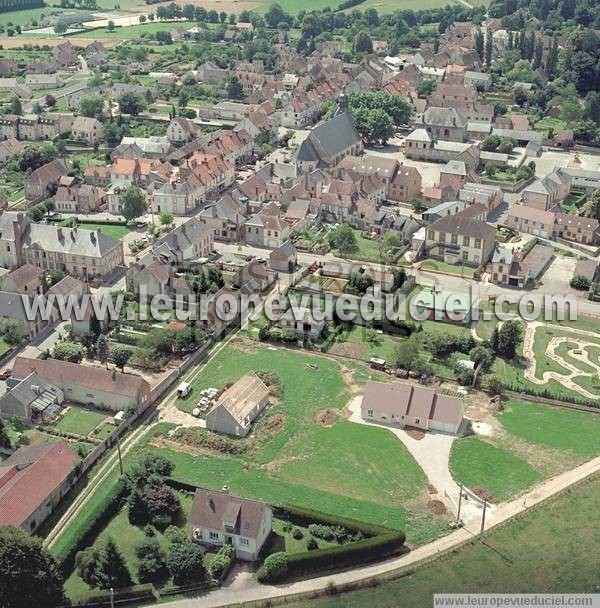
[474,238,481,249]
[239,537,249,546]
[451,234,458,246]
[209,531,219,540]
[367,409,374,418]
[463,236,470,247]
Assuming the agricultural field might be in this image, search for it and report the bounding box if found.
[282,474,600,608]
[165,340,448,545]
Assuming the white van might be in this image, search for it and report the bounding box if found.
[177,382,192,398]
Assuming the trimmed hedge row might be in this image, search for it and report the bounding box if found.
[71,583,155,607]
[53,478,127,574]
[273,504,405,580]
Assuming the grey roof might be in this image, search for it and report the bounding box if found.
[429,214,496,241]
[5,372,61,413]
[0,212,30,242]
[442,160,467,176]
[406,128,432,143]
[421,107,466,129]
[296,136,319,162]
[24,224,121,258]
[492,128,543,144]
[298,109,361,164]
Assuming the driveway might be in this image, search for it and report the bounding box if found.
[537,255,578,295]
[347,396,484,523]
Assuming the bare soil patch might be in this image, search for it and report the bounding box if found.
[405,427,425,440]
[315,409,339,427]
[473,485,494,503]
[427,499,447,515]
[329,341,365,359]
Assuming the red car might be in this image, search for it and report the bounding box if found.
[0,370,11,380]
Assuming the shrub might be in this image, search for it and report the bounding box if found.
[257,552,288,583]
[207,545,233,580]
[570,274,591,290]
[307,537,318,551]
[166,542,205,585]
[164,525,189,545]
[292,528,303,540]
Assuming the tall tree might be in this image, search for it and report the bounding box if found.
[475,30,484,61]
[0,526,67,608]
[96,333,108,368]
[121,185,146,222]
[102,538,131,589]
[485,29,493,67]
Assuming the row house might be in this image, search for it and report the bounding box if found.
[522,169,571,211]
[280,92,322,128]
[203,129,254,166]
[0,114,72,141]
[245,203,289,249]
[404,129,480,170]
[198,195,246,243]
[151,170,205,216]
[185,152,235,196]
[25,159,68,202]
[54,184,105,213]
[154,217,214,268]
[414,107,468,142]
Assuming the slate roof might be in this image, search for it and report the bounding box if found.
[428,214,495,241]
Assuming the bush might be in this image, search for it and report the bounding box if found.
[166,542,205,585]
[207,544,233,580]
[164,525,189,545]
[307,537,318,551]
[570,274,591,290]
[257,552,288,583]
[292,528,303,540]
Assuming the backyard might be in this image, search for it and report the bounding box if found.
[55,408,107,437]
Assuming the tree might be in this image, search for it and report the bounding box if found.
[469,344,494,372]
[76,546,107,588]
[475,30,484,61]
[480,134,501,152]
[490,326,500,352]
[107,20,115,31]
[589,187,600,220]
[53,20,67,33]
[264,3,292,28]
[9,96,21,115]
[159,211,173,226]
[257,552,288,583]
[103,538,131,589]
[481,374,503,395]
[225,75,244,100]
[328,224,358,256]
[353,30,373,54]
[121,185,146,222]
[136,536,166,582]
[570,274,591,290]
[54,341,84,363]
[0,526,66,608]
[96,334,108,368]
[585,91,600,125]
[513,86,529,107]
[118,91,146,116]
[485,28,493,66]
[417,79,436,99]
[0,419,10,449]
[79,95,104,119]
[166,542,205,585]
[143,483,181,526]
[497,320,522,359]
[111,345,132,371]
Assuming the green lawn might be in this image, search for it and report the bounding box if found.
[498,399,600,459]
[534,116,567,136]
[56,408,106,437]
[90,422,116,441]
[76,223,131,240]
[268,517,339,555]
[329,324,402,362]
[0,337,12,357]
[420,259,476,278]
[450,436,541,502]
[334,229,384,262]
[169,341,446,544]
[281,474,600,608]
[64,491,193,599]
[561,193,587,214]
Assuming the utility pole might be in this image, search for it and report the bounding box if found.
[110,588,114,608]
[456,483,463,524]
[116,430,123,476]
[479,499,488,541]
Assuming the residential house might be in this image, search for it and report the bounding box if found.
[245,203,290,249]
[490,244,554,288]
[25,159,68,202]
[279,307,326,340]
[0,372,63,422]
[0,263,43,295]
[153,218,214,268]
[166,117,198,144]
[25,73,64,90]
[54,184,105,213]
[0,442,78,534]
[555,213,600,245]
[506,204,555,238]
[459,182,503,214]
[198,196,246,243]
[0,138,23,162]
[522,169,571,211]
[415,107,467,142]
[21,223,124,279]
[189,488,272,561]
[71,116,103,145]
[361,380,464,435]
[10,357,152,413]
[424,210,496,266]
[205,372,269,437]
[269,240,297,273]
[0,211,30,269]
[0,291,48,338]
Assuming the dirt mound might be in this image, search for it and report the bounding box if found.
[473,485,494,503]
[427,500,447,515]
[266,413,286,432]
[315,409,339,427]
[405,427,425,440]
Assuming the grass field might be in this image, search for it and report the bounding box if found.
[329,324,401,362]
[333,228,384,263]
[534,116,567,136]
[449,436,541,502]
[56,408,106,436]
[168,341,446,544]
[70,21,198,39]
[498,399,600,459]
[281,474,600,608]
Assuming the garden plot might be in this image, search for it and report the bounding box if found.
[523,323,600,399]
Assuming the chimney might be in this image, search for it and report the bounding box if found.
[57,227,64,240]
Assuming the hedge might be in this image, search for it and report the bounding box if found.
[52,478,127,574]
[273,504,405,581]
[70,583,155,607]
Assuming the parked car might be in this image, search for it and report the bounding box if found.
[0,370,12,380]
